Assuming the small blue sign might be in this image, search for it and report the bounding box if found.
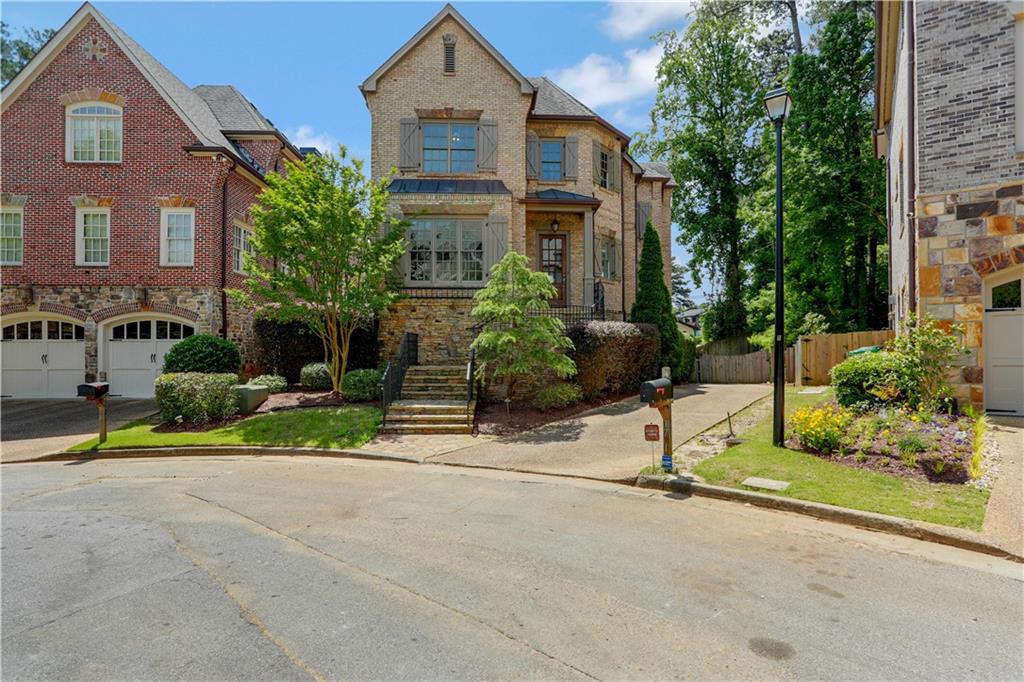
[661,454,673,471]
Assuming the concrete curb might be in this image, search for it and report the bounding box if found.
[7,446,421,466]
[636,474,1023,563]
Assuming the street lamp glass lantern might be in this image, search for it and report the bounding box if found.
[763,87,793,124]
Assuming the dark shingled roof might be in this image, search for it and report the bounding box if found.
[193,85,275,131]
[528,77,596,118]
[387,179,511,195]
[522,189,601,206]
[640,161,678,186]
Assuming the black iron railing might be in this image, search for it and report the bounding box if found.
[465,347,477,425]
[380,332,418,428]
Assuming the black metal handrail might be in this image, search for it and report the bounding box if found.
[380,331,418,428]
[465,347,477,426]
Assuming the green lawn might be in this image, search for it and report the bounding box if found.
[71,407,381,452]
[692,388,990,530]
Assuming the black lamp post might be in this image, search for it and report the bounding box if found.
[763,86,792,447]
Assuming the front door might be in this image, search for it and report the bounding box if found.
[540,234,567,306]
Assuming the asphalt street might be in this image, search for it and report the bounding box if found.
[2,455,1022,680]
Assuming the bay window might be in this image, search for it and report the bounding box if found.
[407,217,484,286]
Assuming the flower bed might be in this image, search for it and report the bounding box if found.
[790,402,986,485]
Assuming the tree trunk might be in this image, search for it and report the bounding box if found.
[786,1,803,56]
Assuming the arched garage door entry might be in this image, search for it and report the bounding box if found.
[102,315,195,398]
[984,265,1023,416]
[1,314,86,398]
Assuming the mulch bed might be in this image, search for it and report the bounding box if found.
[255,389,376,412]
[793,407,979,484]
[475,390,637,436]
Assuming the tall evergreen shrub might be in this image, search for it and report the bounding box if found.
[630,221,685,380]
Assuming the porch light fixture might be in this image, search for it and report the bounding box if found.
[550,217,560,232]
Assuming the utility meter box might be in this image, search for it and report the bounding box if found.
[640,378,672,405]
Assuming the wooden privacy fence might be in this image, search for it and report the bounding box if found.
[695,347,795,384]
[796,329,894,386]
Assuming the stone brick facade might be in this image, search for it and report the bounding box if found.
[0,5,299,392]
[365,5,675,362]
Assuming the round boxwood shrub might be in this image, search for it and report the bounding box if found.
[248,374,288,394]
[341,368,383,401]
[162,334,241,374]
[155,373,239,423]
[300,362,333,390]
[532,382,583,411]
[830,351,915,408]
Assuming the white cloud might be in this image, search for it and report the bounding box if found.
[606,105,651,132]
[602,1,691,41]
[285,125,337,154]
[546,43,662,109]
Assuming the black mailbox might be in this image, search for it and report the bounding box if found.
[77,382,110,400]
[640,378,672,404]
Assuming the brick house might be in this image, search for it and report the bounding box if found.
[875,0,1024,415]
[0,2,304,398]
[362,4,677,364]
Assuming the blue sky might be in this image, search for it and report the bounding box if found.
[4,1,713,298]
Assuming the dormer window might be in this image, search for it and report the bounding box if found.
[66,102,122,162]
[443,33,456,74]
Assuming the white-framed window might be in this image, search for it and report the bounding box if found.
[422,121,476,173]
[75,207,109,266]
[232,221,253,274]
[600,237,618,279]
[0,207,24,265]
[406,217,484,286]
[66,102,122,162]
[160,207,194,266]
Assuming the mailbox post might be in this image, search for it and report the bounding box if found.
[640,378,673,471]
[77,382,110,444]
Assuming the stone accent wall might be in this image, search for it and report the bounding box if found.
[379,298,476,364]
[915,181,1024,406]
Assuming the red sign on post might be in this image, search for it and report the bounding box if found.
[644,424,660,442]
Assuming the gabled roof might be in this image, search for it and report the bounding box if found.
[640,161,678,187]
[528,77,595,118]
[360,3,535,96]
[193,85,275,131]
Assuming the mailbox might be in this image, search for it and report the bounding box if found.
[640,378,672,405]
[77,382,110,400]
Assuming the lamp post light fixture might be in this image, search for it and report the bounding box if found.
[763,86,792,448]
[550,217,560,232]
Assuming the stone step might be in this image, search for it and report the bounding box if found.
[403,377,465,386]
[390,399,466,413]
[387,412,468,424]
[408,365,465,372]
[402,393,466,401]
[380,423,473,435]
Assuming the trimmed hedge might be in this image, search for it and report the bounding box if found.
[300,363,333,390]
[568,321,660,399]
[155,373,239,423]
[162,335,241,374]
[532,382,583,411]
[252,316,378,384]
[248,374,288,393]
[830,351,916,408]
[342,369,383,401]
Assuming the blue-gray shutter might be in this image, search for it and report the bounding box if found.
[592,140,602,184]
[564,136,578,180]
[477,119,497,171]
[526,132,540,179]
[484,215,508,278]
[609,153,620,191]
[637,201,651,240]
[399,118,420,170]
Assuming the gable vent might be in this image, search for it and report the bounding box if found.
[443,33,456,73]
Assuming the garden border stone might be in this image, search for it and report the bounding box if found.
[636,474,1023,563]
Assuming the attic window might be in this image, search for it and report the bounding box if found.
[443,34,456,74]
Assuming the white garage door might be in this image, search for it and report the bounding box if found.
[985,276,1023,416]
[106,319,194,398]
[1,319,86,398]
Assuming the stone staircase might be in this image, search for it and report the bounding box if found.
[381,365,475,435]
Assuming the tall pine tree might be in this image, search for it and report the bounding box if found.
[631,221,685,381]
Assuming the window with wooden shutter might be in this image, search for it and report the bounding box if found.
[564,136,578,180]
[477,119,497,171]
[399,118,420,170]
[526,132,540,179]
[637,201,651,240]
[484,214,508,277]
[540,139,564,181]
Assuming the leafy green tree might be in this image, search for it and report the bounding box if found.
[1,22,54,86]
[470,252,575,401]
[631,221,685,380]
[637,0,765,340]
[232,147,405,395]
[671,262,695,312]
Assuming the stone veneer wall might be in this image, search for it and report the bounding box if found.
[379,298,476,364]
[915,180,1024,406]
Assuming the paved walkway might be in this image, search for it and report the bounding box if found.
[0,398,157,463]
[419,383,770,481]
[982,417,1024,557]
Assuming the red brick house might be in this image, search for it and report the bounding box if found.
[0,2,304,398]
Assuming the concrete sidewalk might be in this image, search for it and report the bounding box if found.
[428,383,770,481]
[982,418,1024,558]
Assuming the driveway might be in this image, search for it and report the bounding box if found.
[430,383,770,481]
[1,398,156,462]
[2,456,1020,680]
